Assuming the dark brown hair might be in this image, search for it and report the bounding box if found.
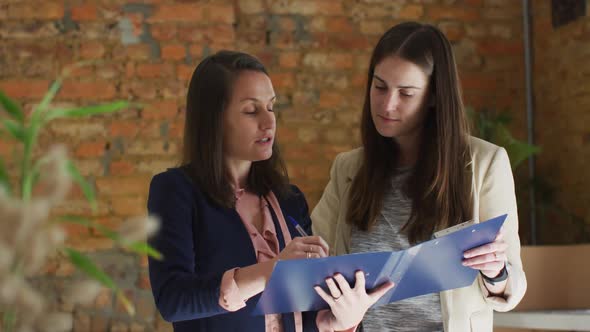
[181,50,289,208]
[347,22,473,243]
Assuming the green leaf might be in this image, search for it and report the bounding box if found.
[0,157,11,195]
[63,248,116,289]
[2,118,27,142]
[65,160,97,212]
[116,290,135,315]
[506,140,541,169]
[21,166,39,201]
[36,78,63,115]
[45,101,130,122]
[0,90,25,123]
[127,242,163,260]
[57,216,162,259]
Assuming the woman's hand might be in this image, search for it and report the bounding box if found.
[277,235,329,260]
[314,271,394,331]
[463,230,507,278]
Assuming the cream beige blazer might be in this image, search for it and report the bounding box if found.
[311,136,527,332]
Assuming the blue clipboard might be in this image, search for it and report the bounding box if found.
[253,214,507,315]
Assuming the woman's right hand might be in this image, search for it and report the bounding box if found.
[277,236,330,260]
[315,271,394,331]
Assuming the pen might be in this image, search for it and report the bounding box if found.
[287,216,309,237]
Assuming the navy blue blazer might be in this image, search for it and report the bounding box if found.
[147,168,319,332]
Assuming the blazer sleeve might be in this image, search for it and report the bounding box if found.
[311,153,344,252]
[147,171,227,322]
[476,147,527,311]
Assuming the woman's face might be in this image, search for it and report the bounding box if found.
[222,70,276,163]
[370,55,432,140]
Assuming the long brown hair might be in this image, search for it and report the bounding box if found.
[347,22,473,243]
[182,50,289,208]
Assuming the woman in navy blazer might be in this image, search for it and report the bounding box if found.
[147,51,371,332]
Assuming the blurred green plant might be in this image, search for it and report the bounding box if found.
[0,63,161,332]
[468,107,590,244]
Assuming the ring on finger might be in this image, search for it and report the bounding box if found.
[306,252,311,259]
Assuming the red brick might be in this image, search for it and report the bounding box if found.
[63,221,90,238]
[161,81,186,99]
[69,65,94,78]
[151,24,177,41]
[109,121,140,138]
[75,141,106,158]
[279,52,301,68]
[177,64,194,82]
[335,34,370,50]
[136,274,151,290]
[136,63,174,78]
[111,195,146,216]
[8,3,64,20]
[477,40,523,56]
[315,1,344,15]
[94,288,113,309]
[150,4,204,22]
[141,100,179,120]
[238,0,265,14]
[122,81,158,100]
[161,44,186,61]
[80,42,106,59]
[0,79,49,99]
[67,234,115,251]
[96,176,151,196]
[398,4,424,20]
[270,72,295,89]
[205,4,235,24]
[0,139,16,159]
[428,6,480,22]
[332,54,354,69]
[169,120,185,138]
[110,160,136,176]
[177,26,206,43]
[58,81,116,100]
[206,25,235,44]
[72,3,98,21]
[114,44,151,61]
[319,92,343,108]
[325,17,354,33]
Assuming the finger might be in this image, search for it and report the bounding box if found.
[314,286,334,306]
[467,261,505,272]
[353,270,365,291]
[316,246,328,258]
[368,281,395,303]
[332,274,352,294]
[464,242,507,258]
[303,236,330,252]
[317,236,330,256]
[325,278,342,298]
[463,253,497,266]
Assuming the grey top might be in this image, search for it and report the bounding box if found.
[350,168,443,332]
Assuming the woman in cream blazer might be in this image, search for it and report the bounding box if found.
[311,22,526,332]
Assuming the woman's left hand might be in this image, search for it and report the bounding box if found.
[462,230,507,278]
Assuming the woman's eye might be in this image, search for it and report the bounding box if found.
[374,85,387,91]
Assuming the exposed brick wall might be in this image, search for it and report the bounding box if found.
[0,0,530,330]
[532,1,590,244]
